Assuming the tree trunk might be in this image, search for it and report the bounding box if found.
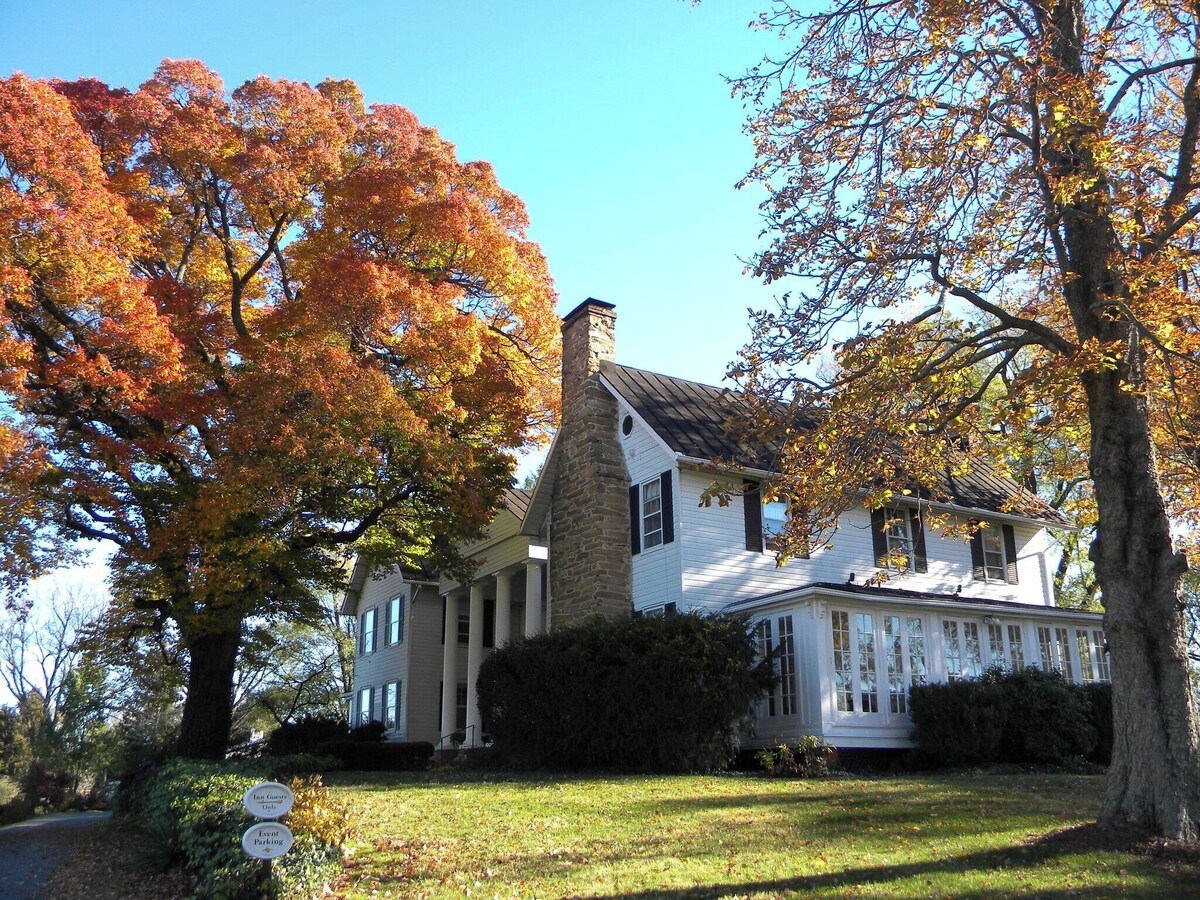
[1086,372,1200,841]
[176,628,240,760]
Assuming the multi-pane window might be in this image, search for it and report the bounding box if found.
[943,619,984,681]
[384,681,399,730]
[756,619,776,717]
[832,611,855,712]
[357,687,373,727]
[1075,628,1111,683]
[1090,630,1111,681]
[458,607,470,644]
[1037,625,1076,680]
[985,621,1026,670]
[455,682,468,732]
[884,615,927,714]
[641,477,663,549]
[777,616,798,716]
[386,596,404,646]
[980,524,1007,581]
[763,500,788,548]
[856,613,879,713]
[359,608,377,656]
[883,508,912,570]
[1005,624,1026,669]
[833,610,925,718]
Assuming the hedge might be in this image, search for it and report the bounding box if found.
[908,666,1112,768]
[119,756,349,899]
[475,611,774,771]
[313,740,434,771]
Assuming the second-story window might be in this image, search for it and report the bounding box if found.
[359,608,377,656]
[981,524,1006,581]
[885,508,912,566]
[385,595,404,646]
[630,471,674,555]
[642,477,663,549]
[971,522,1019,584]
[871,507,927,573]
[763,500,788,548]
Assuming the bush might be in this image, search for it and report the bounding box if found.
[119,758,351,899]
[756,735,838,777]
[266,715,349,756]
[1082,682,1113,764]
[909,666,1100,768]
[314,740,434,771]
[476,611,774,771]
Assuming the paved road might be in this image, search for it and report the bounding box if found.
[0,810,112,900]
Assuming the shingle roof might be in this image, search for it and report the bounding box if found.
[599,360,1068,526]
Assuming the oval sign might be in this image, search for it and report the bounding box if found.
[242,781,295,819]
[242,821,294,859]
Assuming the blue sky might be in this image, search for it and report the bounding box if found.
[2,0,782,391]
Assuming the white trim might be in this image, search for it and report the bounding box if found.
[726,583,1103,623]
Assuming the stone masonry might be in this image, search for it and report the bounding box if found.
[549,299,633,625]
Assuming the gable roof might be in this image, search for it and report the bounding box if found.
[598,360,1069,527]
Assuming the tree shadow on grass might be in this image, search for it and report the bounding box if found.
[581,829,1200,900]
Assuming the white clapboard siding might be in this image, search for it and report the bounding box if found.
[677,468,1056,611]
[617,398,684,611]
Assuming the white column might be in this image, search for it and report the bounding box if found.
[465,581,485,748]
[494,571,513,648]
[439,591,458,748]
[524,561,544,636]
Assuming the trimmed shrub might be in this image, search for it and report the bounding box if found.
[314,740,434,771]
[909,666,1099,768]
[1082,682,1113,764]
[120,758,351,899]
[475,611,774,771]
[266,715,348,756]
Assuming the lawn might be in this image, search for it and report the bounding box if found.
[325,769,1200,898]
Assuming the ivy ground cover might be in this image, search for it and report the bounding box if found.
[327,771,1200,898]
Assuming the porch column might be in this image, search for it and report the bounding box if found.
[439,591,458,748]
[524,561,544,637]
[494,570,513,648]
[465,581,485,748]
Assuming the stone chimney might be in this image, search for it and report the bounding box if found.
[549,299,632,625]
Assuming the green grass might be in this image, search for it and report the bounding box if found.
[326,770,1199,898]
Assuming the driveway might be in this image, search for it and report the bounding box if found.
[0,811,113,900]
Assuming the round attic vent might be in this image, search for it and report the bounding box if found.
[621,415,633,436]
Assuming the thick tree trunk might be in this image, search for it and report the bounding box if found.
[176,627,240,760]
[1086,373,1200,841]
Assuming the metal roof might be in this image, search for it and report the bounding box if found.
[599,360,1068,526]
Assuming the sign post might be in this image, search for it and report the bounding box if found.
[242,781,296,883]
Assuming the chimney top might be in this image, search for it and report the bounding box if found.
[561,297,616,327]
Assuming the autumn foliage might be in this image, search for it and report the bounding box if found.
[0,61,559,757]
[730,1,1200,839]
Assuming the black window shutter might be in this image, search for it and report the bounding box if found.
[909,510,928,573]
[871,508,888,566]
[969,524,986,581]
[440,596,446,645]
[1003,524,1019,584]
[660,471,675,545]
[743,482,763,553]
[629,484,641,555]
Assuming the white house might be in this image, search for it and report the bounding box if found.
[343,299,1107,751]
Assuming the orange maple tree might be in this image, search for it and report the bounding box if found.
[0,62,559,758]
[730,1,1200,839]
